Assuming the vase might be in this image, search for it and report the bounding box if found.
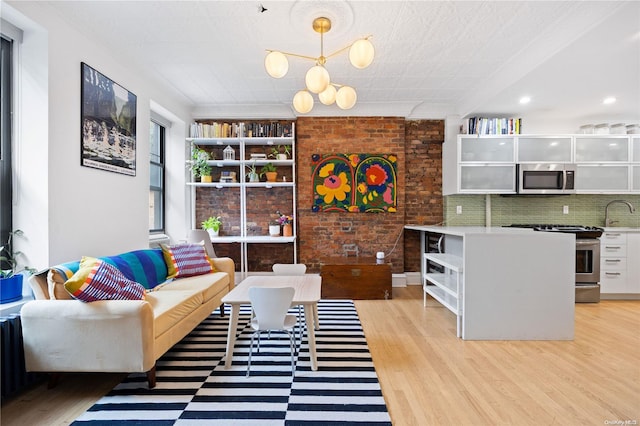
[276,153,287,161]
[282,223,293,237]
[269,224,281,236]
[265,172,278,182]
[248,172,259,182]
[0,274,23,303]
[201,175,213,183]
[207,229,219,239]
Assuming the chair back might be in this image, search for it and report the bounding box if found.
[188,229,216,258]
[272,263,306,275]
[249,286,295,330]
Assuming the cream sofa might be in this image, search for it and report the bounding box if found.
[20,248,234,388]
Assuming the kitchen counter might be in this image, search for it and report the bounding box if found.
[405,225,575,340]
[603,227,640,233]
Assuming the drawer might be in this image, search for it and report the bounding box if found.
[601,232,627,244]
[601,257,627,271]
[600,271,627,293]
[601,244,627,257]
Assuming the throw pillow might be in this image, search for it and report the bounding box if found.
[64,256,146,302]
[161,243,213,279]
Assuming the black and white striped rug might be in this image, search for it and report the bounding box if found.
[72,300,392,425]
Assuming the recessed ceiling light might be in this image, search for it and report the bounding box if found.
[519,96,531,104]
[603,97,616,105]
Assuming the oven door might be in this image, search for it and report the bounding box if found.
[576,239,600,283]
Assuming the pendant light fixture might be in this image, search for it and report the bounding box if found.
[265,17,373,114]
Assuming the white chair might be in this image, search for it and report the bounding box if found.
[271,264,316,341]
[188,229,217,258]
[246,286,297,378]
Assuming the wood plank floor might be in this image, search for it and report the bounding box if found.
[2,285,639,425]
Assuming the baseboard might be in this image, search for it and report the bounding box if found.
[601,293,640,300]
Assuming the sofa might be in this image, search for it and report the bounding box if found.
[20,244,234,388]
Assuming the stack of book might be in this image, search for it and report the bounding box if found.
[190,121,294,138]
[462,117,522,135]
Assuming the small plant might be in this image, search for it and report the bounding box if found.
[245,161,259,181]
[201,216,222,233]
[276,211,293,225]
[0,230,36,279]
[260,162,277,174]
[269,145,291,159]
[189,146,212,178]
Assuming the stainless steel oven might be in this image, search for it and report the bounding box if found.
[576,239,600,284]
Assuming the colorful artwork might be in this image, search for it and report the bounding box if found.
[311,153,397,213]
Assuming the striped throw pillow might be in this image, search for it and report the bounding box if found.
[65,257,146,302]
[161,243,213,279]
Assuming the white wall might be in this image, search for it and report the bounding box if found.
[4,2,192,269]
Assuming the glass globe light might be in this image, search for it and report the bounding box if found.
[349,39,375,69]
[305,65,330,94]
[336,86,357,110]
[293,90,314,114]
[265,51,289,78]
[318,84,337,105]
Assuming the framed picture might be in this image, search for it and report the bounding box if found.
[81,62,137,176]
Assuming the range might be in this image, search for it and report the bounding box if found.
[504,224,604,302]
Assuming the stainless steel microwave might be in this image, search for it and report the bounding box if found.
[517,164,576,194]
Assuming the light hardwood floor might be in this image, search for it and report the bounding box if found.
[2,286,639,426]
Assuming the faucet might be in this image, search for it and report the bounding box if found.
[605,200,636,227]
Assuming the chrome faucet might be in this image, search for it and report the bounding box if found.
[605,200,636,227]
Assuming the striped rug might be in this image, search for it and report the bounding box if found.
[72,300,392,425]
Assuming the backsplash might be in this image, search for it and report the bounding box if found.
[444,194,640,228]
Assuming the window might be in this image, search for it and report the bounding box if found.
[149,120,165,232]
[1,35,13,253]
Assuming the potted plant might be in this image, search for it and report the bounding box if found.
[245,161,260,183]
[1,230,36,303]
[261,162,278,182]
[276,211,294,237]
[190,146,213,182]
[269,145,291,161]
[202,216,222,238]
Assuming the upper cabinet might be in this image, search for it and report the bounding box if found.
[575,136,629,162]
[444,134,639,195]
[517,136,572,163]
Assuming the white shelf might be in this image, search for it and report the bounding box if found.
[188,121,297,277]
[424,285,460,314]
[425,253,463,272]
[424,272,459,297]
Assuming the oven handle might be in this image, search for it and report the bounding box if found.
[576,240,600,248]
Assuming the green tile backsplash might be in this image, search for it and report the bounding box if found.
[444,194,640,228]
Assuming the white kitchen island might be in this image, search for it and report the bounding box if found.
[405,225,575,340]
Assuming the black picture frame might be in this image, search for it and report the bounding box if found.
[81,62,137,176]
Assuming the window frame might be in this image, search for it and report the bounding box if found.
[1,35,14,256]
[149,119,165,233]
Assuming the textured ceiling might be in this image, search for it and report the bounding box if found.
[33,1,640,122]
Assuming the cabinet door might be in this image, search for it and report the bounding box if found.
[632,137,640,162]
[626,233,640,293]
[460,137,514,162]
[517,137,572,162]
[632,165,640,192]
[575,137,629,162]
[576,165,629,191]
[460,165,515,192]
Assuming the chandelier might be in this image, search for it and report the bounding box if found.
[264,17,374,114]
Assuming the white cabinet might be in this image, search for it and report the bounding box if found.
[445,135,516,194]
[575,136,629,162]
[600,231,640,297]
[517,136,572,163]
[576,165,631,192]
[187,121,297,276]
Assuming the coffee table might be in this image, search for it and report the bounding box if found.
[221,275,322,370]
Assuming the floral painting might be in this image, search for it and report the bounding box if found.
[311,153,397,213]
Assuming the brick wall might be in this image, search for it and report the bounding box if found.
[403,120,445,272]
[296,117,406,273]
[195,117,444,274]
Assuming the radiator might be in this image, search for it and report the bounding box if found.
[1,314,45,401]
